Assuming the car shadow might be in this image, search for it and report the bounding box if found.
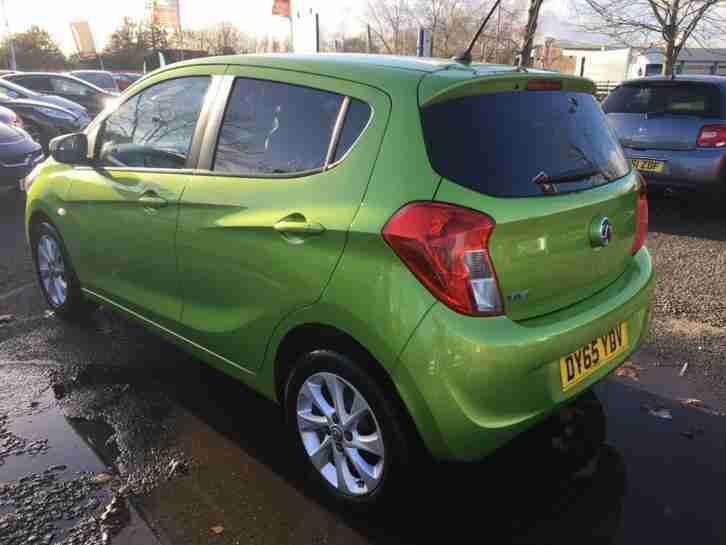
[648,190,726,242]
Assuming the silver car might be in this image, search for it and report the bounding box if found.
[603,76,726,193]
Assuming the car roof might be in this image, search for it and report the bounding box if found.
[151,53,562,102]
[5,72,110,93]
[622,75,726,86]
[71,70,113,75]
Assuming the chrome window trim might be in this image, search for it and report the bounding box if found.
[324,96,350,169]
[326,101,374,169]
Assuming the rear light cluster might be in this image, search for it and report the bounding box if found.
[382,202,503,316]
[631,175,649,255]
[526,79,563,91]
[697,125,726,148]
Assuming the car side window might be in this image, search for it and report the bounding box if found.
[213,78,343,176]
[97,76,210,170]
[11,76,50,92]
[333,99,372,162]
[51,77,90,97]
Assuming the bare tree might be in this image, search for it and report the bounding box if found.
[575,0,726,75]
[362,0,525,61]
[366,0,413,54]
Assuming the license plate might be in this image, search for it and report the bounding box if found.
[560,322,629,391]
[632,158,664,173]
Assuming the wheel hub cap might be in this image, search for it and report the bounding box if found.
[296,372,385,496]
[37,234,67,307]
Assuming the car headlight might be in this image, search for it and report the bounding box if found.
[37,107,76,122]
[23,161,45,192]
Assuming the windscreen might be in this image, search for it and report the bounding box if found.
[421,91,629,198]
[603,81,722,117]
[76,72,117,92]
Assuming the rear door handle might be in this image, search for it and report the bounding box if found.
[274,214,325,236]
[139,191,168,208]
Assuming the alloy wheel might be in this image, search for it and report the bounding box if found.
[296,372,385,496]
[37,234,67,307]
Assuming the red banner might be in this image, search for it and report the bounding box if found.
[153,0,180,27]
[272,0,290,18]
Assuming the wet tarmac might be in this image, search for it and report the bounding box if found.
[2,188,726,545]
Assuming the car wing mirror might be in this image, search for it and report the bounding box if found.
[49,133,88,165]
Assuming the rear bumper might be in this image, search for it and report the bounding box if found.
[394,248,655,461]
[623,146,726,190]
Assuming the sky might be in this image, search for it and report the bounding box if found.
[0,0,590,56]
[0,0,367,55]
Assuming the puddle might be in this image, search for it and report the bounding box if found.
[0,368,161,545]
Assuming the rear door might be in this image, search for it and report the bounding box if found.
[420,76,638,321]
[603,80,724,150]
[175,68,389,371]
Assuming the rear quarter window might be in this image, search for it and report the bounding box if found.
[421,91,629,198]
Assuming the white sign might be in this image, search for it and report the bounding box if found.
[292,10,319,53]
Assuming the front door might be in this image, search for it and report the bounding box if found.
[176,69,390,371]
[64,70,218,326]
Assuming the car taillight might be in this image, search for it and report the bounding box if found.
[697,124,726,147]
[526,79,562,91]
[631,175,648,255]
[382,202,503,316]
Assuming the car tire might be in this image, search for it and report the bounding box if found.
[284,349,412,506]
[31,221,91,320]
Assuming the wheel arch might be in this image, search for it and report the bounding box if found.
[272,322,429,458]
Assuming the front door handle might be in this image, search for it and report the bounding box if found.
[139,191,168,208]
[274,214,325,236]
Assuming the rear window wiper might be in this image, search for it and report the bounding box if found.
[532,166,603,188]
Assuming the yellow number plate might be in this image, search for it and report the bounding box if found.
[632,158,664,173]
[560,322,629,391]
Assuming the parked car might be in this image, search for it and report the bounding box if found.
[0,104,43,188]
[113,72,143,91]
[603,75,726,193]
[0,81,91,151]
[70,70,120,93]
[24,55,654,505]
[0,78,89,119]
[2,72,117,117]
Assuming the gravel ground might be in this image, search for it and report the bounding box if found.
[637,193,726,404]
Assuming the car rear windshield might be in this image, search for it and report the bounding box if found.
[603,81,722,117]
[421,91,630,198]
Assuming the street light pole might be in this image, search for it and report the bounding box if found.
[1,0,16,70]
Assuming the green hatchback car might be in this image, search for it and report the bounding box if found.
[24,54,654,504]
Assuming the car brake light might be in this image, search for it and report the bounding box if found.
[631,175,648,255]
[526,79,562,91]
[382,202,503,316]
[697,125,726,147]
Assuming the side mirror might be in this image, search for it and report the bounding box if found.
[49,133,88,165]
